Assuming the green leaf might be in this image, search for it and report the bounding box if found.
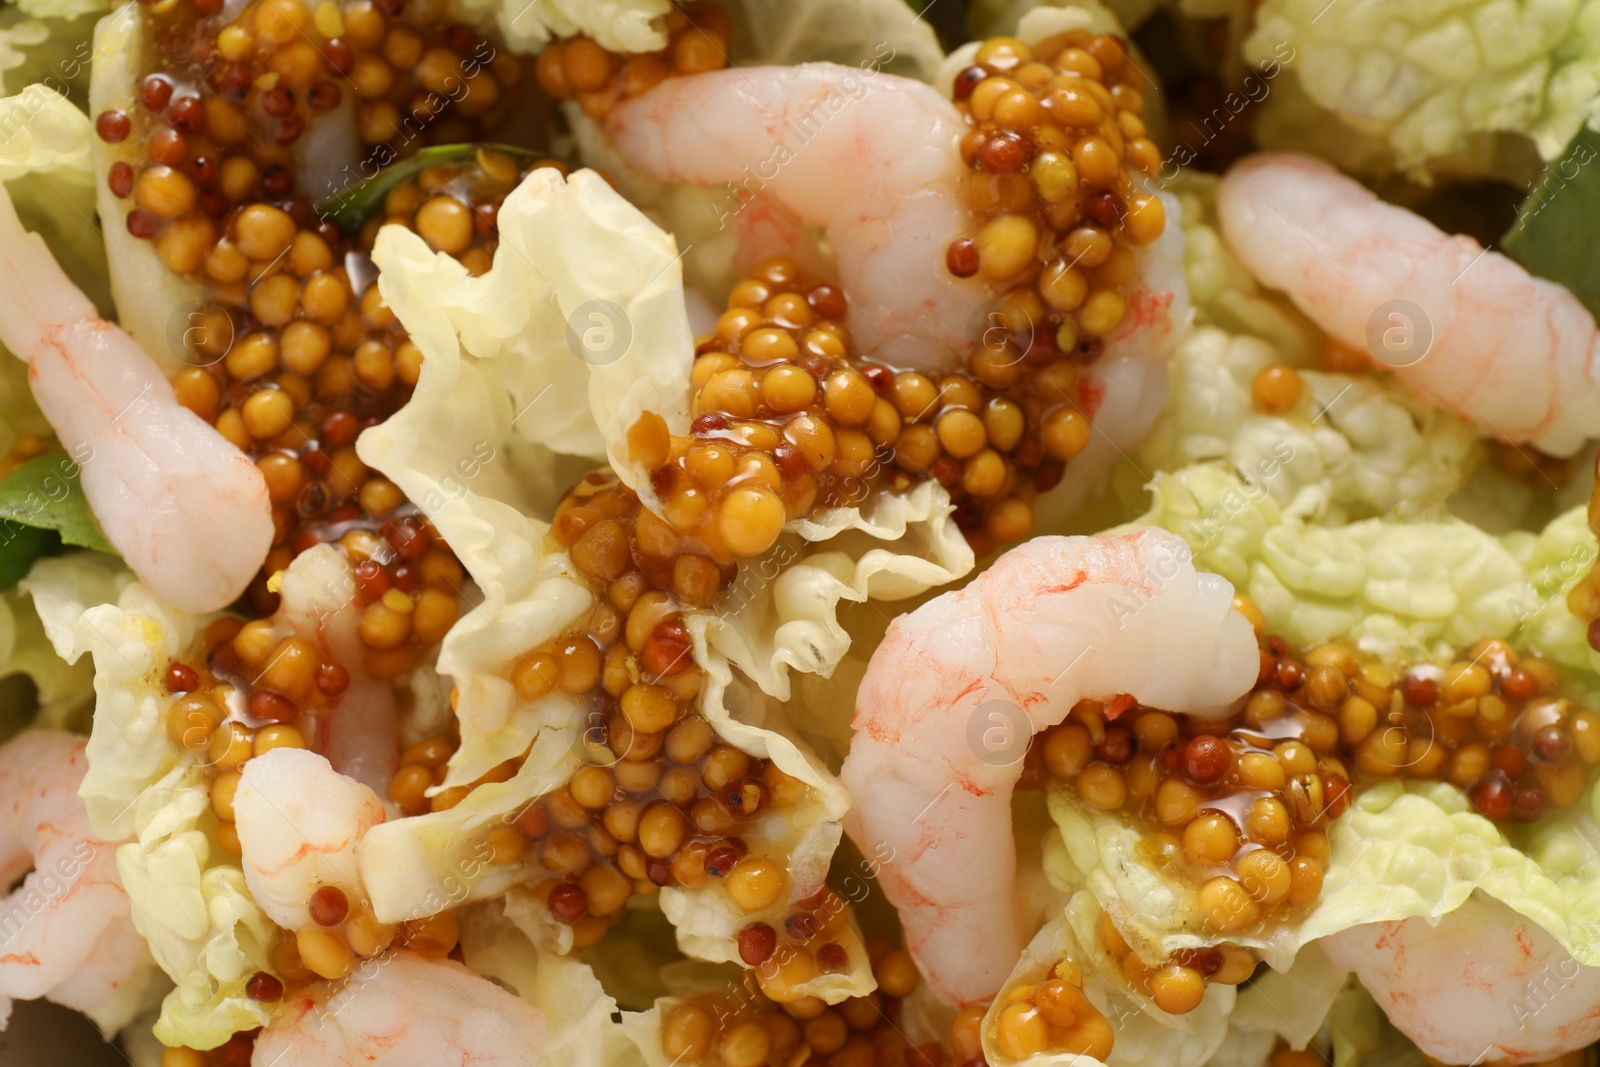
[0,521,58,592]
[1501,126,1600,320]
[316,143,556,230]
[0,450,115,554]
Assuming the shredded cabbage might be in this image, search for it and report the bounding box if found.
[125,767,277,1048]
[459,898,646,1067]
[360,166,690,785]
[358,164,959,730]
[1502,504,1600,690]
[443,0,944,83]
[38,563,286,1050]
[1244,0,1600,181]
[1171,174,1319,362]
[980,901,1240,1067]
[1329,986,1427,1067]
[121,1011,170,1067]
[0,553,111,736]
[722,0,942,81]
[359,160,970,983]
[87,6,208,369]
[1048,772,1600,976]
[1129,464,1532,661]
[0,2,96,107]
[967,0,1162,38]
[618,902,878,1065]
[357,726,583,938]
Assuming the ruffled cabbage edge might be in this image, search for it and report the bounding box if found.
[0,57,110,315]
[0,553,101,736]
[29,557,275,1049]
[356,160,970,977]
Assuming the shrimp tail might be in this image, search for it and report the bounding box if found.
[0,192,97,354]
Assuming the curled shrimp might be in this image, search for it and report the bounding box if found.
[606,62,1191,501]
[234,746,386,931]
[0,183,272,613]
[0,730,146,1026]
[1321,892,1600,1064]
[1216,152,1600,457]
[604,62,995,372]
[250,948,548,1066]
[839,528,1259,1006]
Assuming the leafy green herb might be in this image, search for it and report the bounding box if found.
[0,451,116,591]
[1501,126,1600,320]
[316,143,555,230]
[0,523,59,592]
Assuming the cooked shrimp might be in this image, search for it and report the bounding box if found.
[1217,152,1600,456]
[234,747,386,930]
[0,731,145,1024]
[1321,892,1600,1064]
[605,63,989,371]
[250,949,548,1066]
[839,529,1259,1006]
[276,545,398,794]
[607,63,1192,475]
[0,183,273,613]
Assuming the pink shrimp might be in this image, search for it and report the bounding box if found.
[250,950,548,1066]
[0,730,145,1026]
[606,61,1191,506]
[604,62,993,372]
[234,747,386,931]
[0,182,272,613]
[1216,152,1600,456]
[1321,893,1600,1064]
[839,529,1259,1006]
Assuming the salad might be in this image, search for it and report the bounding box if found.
[0,0,1597,1066]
